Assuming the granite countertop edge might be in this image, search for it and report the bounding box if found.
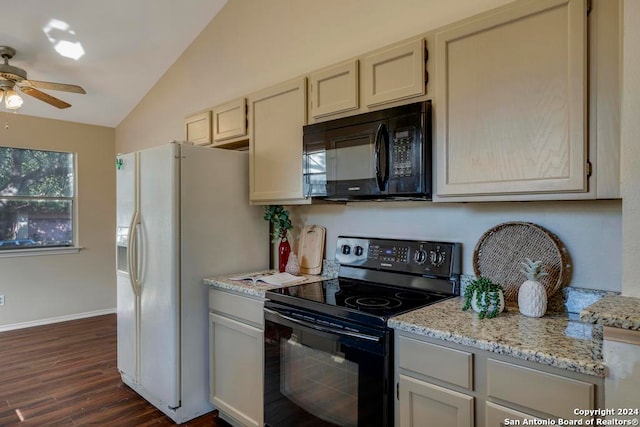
[579,295,640,331]
[389,298,605,378]
[204,270,329,298]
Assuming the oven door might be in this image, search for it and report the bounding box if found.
[264,303,392,427]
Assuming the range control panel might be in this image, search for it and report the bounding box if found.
[335,236,461,279]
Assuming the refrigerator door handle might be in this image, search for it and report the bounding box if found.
[127,210,141,297]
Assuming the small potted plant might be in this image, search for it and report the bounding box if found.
[462,276,505,319]
[263,205,293,272]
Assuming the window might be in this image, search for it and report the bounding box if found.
[0,147,76,251]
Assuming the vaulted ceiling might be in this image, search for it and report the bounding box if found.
[0,0,227,127]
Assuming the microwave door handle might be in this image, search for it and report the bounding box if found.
[374,123,388,191]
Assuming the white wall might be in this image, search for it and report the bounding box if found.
[115,0,630,294]
[0,113,116,329]
[621,0,640,297]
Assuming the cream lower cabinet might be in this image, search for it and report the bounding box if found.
[399,374,474,427]
[432,0,607,201]
[248,77,309,205]
[485,402,542,427]
[397,335,474,427]
[209,288,264,427]
[395,331,604,427]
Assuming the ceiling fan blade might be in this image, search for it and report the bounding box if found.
[22,79,86,94]
[20,86,71,109]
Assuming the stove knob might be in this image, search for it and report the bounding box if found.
[354,245,364,256]
[341,244,351,255]
[429,248,446,267]
[414,249,427,265]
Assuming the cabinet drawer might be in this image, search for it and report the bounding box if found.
[209,289,264,327]
[485,401,542,427]
[487,359,594,420]
[398,336,472,389]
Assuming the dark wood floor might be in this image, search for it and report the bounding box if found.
[0,314,229,426]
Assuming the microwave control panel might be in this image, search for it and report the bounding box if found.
[391,127,416,178]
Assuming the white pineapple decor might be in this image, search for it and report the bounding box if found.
[518,258,548,318]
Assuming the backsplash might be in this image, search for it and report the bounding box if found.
[321,259,339,278]
[292,199,622,293]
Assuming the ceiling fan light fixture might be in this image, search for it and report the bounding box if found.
[5,89,23,110]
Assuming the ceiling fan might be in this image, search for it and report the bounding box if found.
[0,45,85,110]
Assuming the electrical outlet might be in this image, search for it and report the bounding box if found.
[0,294,4,306]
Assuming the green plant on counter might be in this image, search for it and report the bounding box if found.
[263,205,293,243]
[462,276,504,319]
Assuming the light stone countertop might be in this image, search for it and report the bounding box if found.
[204,270,329,298]
[579,295,640,331]
[389,297,605,377]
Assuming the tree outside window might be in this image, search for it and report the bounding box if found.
[0,147,75,250]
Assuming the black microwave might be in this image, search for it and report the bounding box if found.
[303,101,431,201]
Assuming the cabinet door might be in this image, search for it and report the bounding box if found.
[185,111,212,146]
[399,374,473,427]
[209,313,263,427]
[364,38,425,107]
[309,60,359,119]
[434,0,587,199]
[248,77,310,204]
[212,97,247,144]
[486,401,543,427]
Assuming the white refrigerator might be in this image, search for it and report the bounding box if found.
[115,142,268,423]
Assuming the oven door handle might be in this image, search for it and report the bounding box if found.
[264,308,381,342]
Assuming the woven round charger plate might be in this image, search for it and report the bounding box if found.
[473,222,572,302]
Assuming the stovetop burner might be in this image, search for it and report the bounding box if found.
[344,295,403,310]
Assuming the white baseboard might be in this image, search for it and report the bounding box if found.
[0,308,116,333]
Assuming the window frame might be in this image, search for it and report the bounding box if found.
[0,146,80,258]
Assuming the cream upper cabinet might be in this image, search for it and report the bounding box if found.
[364,37,426,107]
[308,60,359,119]
[185,111,212,146]
[248,77,309,205]
[434,0,588,200]
[212,97,247,147]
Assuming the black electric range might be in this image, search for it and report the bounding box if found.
[263,236,461,427]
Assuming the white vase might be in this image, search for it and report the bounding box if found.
[518,280,547,317]
[470,290,505,318]
[285,253,301,275]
